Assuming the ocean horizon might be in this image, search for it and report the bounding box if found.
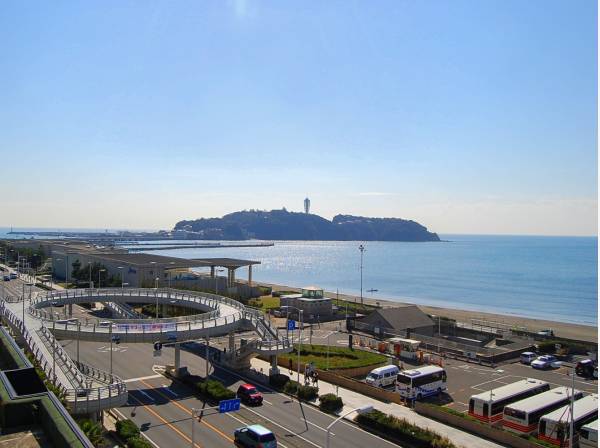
[131,234,597,326]
[1,229,596,326]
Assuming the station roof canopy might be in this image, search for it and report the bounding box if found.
[73,253,260,269]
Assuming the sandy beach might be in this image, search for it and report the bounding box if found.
[258,282,598,343]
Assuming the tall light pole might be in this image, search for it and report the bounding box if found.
[98,268,106,289]
[117,266,124,289]
[326,405,373,448]
[215,268,224,295]
[191,408,201,448]
[281,306,303,389]
[88,262,92,288]
[358,244,365,305]
[155,277,160,319]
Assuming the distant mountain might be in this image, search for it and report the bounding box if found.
[174,210,440,242]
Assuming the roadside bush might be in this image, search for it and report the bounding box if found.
[116,419,140,440]
[126,436,153,448]
[319,393,343,414]
[355,409,457,448]
[197,379,236,402]
[283,380,318,401]
[77,419,103,447]
[269,373,290,390]
[537,340,560,354]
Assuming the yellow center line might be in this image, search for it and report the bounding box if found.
[140,379,234,443]
[129,392,202,448]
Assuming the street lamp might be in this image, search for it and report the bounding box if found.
[191,408,202,447]
[326,405,373,448]
[281,306,304,389]
[215,268,225,295]
[155,277,160,319]
[358,244,365,305]
[117,266,124,288]
[98,268,106,289]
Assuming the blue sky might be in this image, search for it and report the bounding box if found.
[0,1,597,235]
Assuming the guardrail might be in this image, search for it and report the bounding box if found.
[0,301,128,414]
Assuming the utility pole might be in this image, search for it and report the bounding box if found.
[569,364,575,448]
[359,244,365,305]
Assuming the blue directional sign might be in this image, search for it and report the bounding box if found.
[219,398,241,413]
[287,319,296,331]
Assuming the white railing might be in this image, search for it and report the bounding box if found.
[0,301,127,414]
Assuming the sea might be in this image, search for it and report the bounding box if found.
[1,229,597,326]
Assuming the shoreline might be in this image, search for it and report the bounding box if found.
[257,281,598,343]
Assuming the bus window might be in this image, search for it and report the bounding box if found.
[397,375,411,386]
[469,399,474,413]
[483,403,489,417]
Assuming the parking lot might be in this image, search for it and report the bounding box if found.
[442,358,598,412]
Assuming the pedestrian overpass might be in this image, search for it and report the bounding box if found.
[1,287,291,416]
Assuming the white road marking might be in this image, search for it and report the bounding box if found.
[214,365,398,447]
[135,389,155,402]
[240,404,322,448]
[124,374,163,383]
[306,419,335,435]
[114,408,161,448]
[225,412,292,448]
[161,385,178,397]
[262,398,273,405]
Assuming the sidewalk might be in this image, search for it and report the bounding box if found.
[248,357,503,448]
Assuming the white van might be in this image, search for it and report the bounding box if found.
[520,352,537,365]
[366,365,399,388]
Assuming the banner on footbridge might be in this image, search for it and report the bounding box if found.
[114,323,177,333]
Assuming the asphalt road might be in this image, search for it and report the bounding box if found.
[62,335,400,448]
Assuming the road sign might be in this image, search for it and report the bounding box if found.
[219,398,241,413]
[287,319,296,331]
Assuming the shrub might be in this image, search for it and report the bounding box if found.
[319,393,343,414]
[355,409,457,448]
[78,419,103,447]
[269,373,290,390]
[116,419,140,440]
[283,380,318,401]
[197,379,236,402]
[126,436,153,448]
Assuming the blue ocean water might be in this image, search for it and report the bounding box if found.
[1,229,596,325]
[138,235,598,326]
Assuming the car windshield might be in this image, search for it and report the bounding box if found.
[367,373,378,380]
[246,387,257,394]
[259,433,275,442]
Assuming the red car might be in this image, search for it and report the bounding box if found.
[237,384,263,406]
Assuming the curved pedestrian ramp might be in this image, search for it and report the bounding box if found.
[1,287,291,413]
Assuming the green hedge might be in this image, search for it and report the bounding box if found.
[197,379,236,402]
[116,419,140,441]
[319,393,343,414]
[279,344,387,370]
[269,373,290,390]
[355,409,457,448]
[283,380,318,401]
[126,436,153,448]
[114,419,149,448]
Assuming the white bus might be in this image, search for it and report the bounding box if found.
[502,387,583,434]
[579,419,598,448]
[469,378,549,424]
[396,365,446,400]
[538,394,598,447]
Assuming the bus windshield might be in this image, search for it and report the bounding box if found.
[397,374,411,385]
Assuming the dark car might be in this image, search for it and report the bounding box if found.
[576,359,597,378]
[237,384,263,406]
[234,424,276,448]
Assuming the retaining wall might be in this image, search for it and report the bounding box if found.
[414,402,545,448]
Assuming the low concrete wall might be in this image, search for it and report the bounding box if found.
[318,370,405,405]
[268,356,403,405]
[414,402,542,448]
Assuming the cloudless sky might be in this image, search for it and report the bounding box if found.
[0,0,597,235]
